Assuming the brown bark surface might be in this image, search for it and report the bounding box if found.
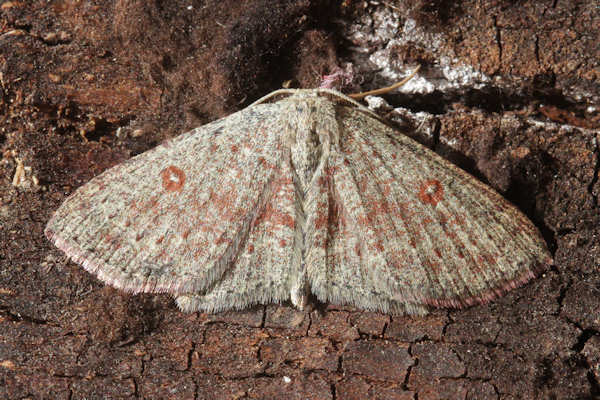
[1,1,599,399]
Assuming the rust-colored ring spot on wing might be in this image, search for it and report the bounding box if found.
[161,165,186,192]
[418,179,444,206]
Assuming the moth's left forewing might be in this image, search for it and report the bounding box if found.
[310,99,551,313]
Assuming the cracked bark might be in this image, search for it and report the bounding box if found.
[0,1,598,399]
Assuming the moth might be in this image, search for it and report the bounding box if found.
[46,87,552,315]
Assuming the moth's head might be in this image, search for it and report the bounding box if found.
[250,88,379,120]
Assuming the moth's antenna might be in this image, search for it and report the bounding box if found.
[349,65,421,100]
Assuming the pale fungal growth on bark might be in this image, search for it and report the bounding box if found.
[45,85,552,315]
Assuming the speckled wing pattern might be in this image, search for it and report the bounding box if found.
[46,88,552,315]
[308,103,551,314]
[46,104,301,311]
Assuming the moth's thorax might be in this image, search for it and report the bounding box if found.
[282,96,339,192]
